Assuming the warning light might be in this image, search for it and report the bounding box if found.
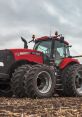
[55,31,58,36]
[32,35,35,40]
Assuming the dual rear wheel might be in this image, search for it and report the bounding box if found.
[11,64,56,98]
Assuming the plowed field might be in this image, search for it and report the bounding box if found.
[0,97,82,117]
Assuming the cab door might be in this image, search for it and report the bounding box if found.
[54,40,66,66]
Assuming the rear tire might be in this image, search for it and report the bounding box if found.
[24,64,56,98]
[11,64,31,97]
[0,84,12,97]
[62,64,82,97]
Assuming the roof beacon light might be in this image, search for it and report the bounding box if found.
[55,31,58,36]
[32,34,35,41]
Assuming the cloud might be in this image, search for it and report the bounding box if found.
[0,0,82,63]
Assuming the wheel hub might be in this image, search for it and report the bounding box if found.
[37,71,52,94]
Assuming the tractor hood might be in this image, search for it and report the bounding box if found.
[9,48,43,64]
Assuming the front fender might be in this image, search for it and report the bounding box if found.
[59,58,79,69]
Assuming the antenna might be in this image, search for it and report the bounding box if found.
[50,25,52,37]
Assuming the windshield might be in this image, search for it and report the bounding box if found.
[34,40,52,57]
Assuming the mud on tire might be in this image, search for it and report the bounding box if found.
[24,64,56,98]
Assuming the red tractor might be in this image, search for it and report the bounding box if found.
[0,32,82,98]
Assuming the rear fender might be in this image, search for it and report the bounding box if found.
[8,59,36,77]
[59,58,79,69]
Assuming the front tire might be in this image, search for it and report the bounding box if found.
[24,64,56,98]
[62,64,82,97]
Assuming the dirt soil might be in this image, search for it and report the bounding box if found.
[0,97,82,117]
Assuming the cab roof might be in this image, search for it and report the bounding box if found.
[35,36,69,45]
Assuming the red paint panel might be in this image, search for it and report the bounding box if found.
[10,49,43,64]
[59,58,79,69]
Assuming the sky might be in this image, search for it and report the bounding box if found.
[0,0,82,62]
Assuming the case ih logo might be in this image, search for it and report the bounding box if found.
[15,52,31,56]
[15,51,41,56]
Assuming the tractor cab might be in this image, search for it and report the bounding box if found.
[34,32,70,66]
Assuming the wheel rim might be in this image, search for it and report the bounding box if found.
[75,70,82,94]
[36,71,52,94]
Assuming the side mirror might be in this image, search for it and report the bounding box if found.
[60,36,64,43]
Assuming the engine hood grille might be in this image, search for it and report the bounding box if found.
[0,49,15,73]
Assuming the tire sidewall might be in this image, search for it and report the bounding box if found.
[32,67,55,98]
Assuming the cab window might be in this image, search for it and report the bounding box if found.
[34,40,52,57]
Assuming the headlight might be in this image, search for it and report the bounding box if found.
[0,62,4,67]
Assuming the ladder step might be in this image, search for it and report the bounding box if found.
[56,84,62,86]
[56,74,63,91]
[56,78,61,81]
[56,89,63,91]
